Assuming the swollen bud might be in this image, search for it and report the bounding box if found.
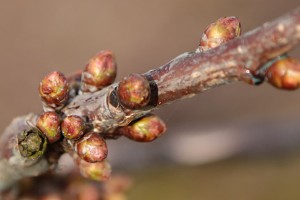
[39,71,69,109]
[198,16,241,52]
[119,114,166,142]
[266,57,300,90]
[117,74,151,109]
[36,112,61,143]
[75,132,108,163]
[17,128,47,160]
[81,50,117,92]
[61,115,86,140]
[78,159,111,181]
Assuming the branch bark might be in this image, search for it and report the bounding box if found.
[1,7,300,192]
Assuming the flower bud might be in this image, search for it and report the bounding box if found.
[39,71,69,109]
[119,114,166,142]
[266,57,300,90]
[17,128,47,160]
[36,112,61,143]
[198,16,241,52]
[117,74,151,109]
[81,50,117,92]
[61,115,86,140]
[78,159,111,182]
[75,132,108,163]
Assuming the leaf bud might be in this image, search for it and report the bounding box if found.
[75,132,108,163]
[198,16,241,52]
[81,50,117,92]
[36,112,61,143]
[17,128,47,160]
[78,159,111,182]
[119,114,166,142]
[39,71,69,109]
[117,73,151,109]
[61,115,86,140]
[266,57,300,90]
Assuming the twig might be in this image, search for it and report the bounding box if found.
[1,7,300,192]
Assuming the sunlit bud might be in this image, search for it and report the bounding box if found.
[81,50,117,92]
[117,74,151,109]
[197,16,241,52]
[78,159,111,182]
[266,57,300,90]
[36,112,61,143]
[61,115,86,140]
[39,71,69,109]
[75,132,108,163]
[119,114,166,142]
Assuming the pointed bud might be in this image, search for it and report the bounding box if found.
[39,71,69,109]
[198,16,241,52]
[266,57,300,90]
[78,159,111,181]
[119,114,166,142]
[61,115,86,140]
[75,132,108,163]
[81,50,117,92]
[36,112,61,143]
[17,128,47,160]
[117,74,151,109]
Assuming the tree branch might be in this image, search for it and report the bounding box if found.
[63,7,300,132]
[1,7,300,192]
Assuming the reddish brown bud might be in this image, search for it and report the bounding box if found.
[81,50,117,92]
[117,74,151,109]
[76,132,108,163]
[198,16,241,52]
[78,159,111,182]
[119,114,166,142]
[39,71,69,108]
[36,112,61,143]
[266,57,300,90]
[61,115,86,140]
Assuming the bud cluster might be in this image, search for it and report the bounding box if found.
[35,47,169,182]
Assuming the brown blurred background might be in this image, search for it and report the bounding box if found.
[1,1,300,199]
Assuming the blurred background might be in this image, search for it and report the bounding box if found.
[1,1,300,199]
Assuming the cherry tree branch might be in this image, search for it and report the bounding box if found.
[0,7,300,192]
[63,7,300,132]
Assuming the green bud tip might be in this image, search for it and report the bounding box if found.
[36,111,61,143]
[81,50,117,92]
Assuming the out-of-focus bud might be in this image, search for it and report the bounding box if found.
[39,71,69,109]
[118,114,166,142]
[81,50,117,92]
[36,112,61,143]
[17,128,47,160]
[197,16,241,52]
[117,74,151,109]
[75,132,108,163]
[61,115,86,140]
[266,57,300,90]
[78,159,111,182]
